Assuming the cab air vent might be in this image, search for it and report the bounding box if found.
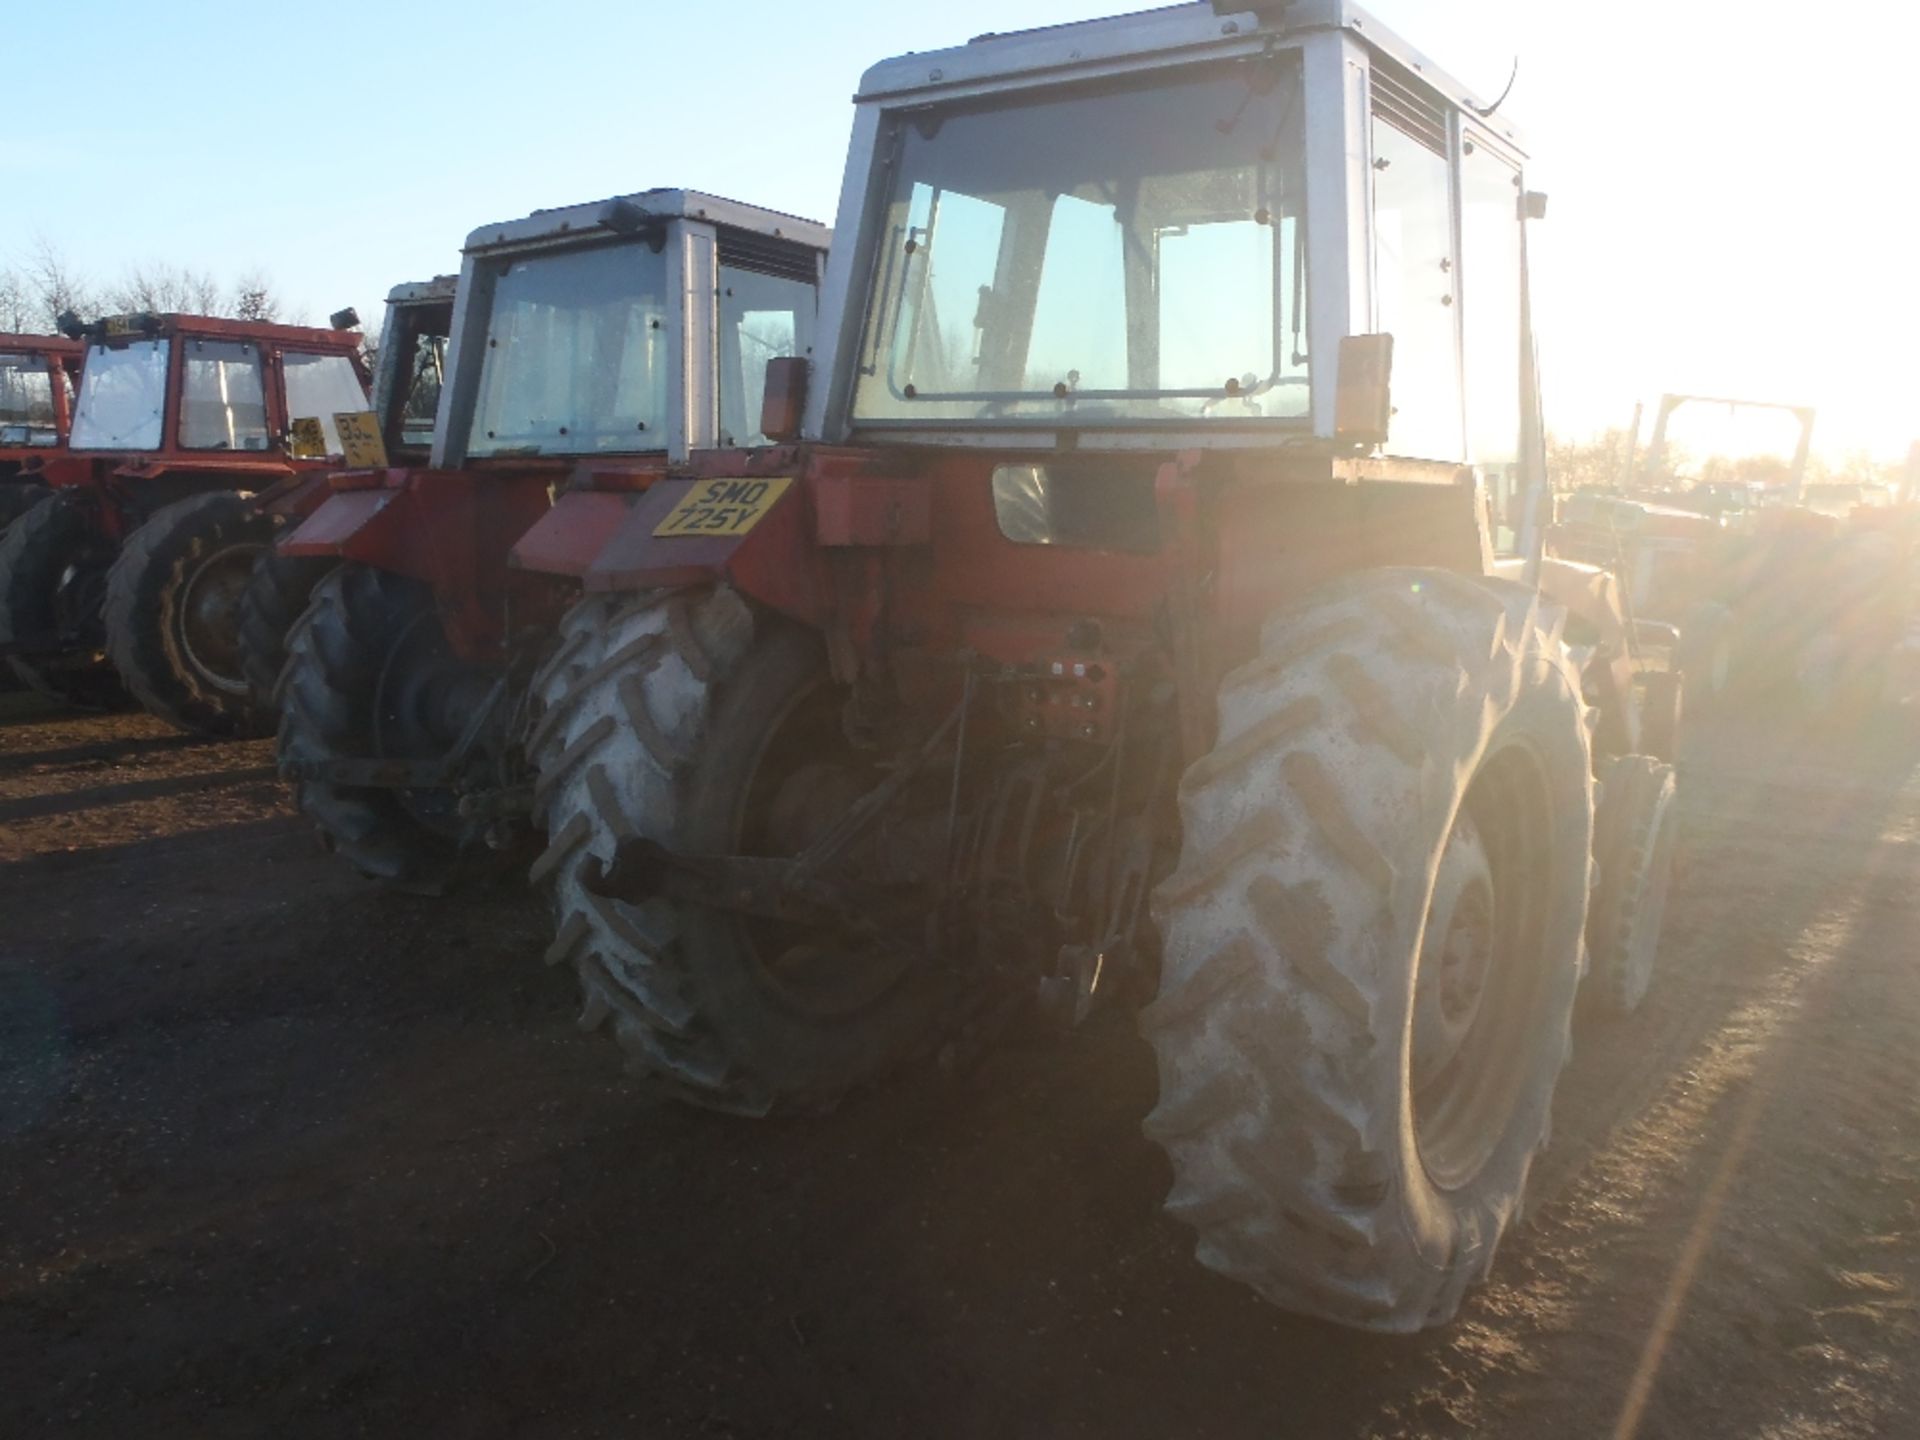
[1371,63,1448,156]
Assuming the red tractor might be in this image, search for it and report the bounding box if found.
[511,0,1680,1333]
[0,311,370,726]
[0,334,86,527]
[266,191,827,887]
[236,276,459,703]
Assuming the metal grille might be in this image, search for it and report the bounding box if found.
[1371,63,1449,156]
[717,232,820,285]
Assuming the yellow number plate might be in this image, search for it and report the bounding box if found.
[334,410,389,468]
[653,477,794,538]
[288,416,329,459]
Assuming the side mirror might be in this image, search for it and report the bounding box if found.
[760,356,810,444]
[1334,334,1394,448]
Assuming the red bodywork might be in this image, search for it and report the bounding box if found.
[0,335,85,485]
[283,457,670,658]
[46,314,371,539]
[517,444,1484,758]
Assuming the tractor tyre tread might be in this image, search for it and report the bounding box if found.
[238,547,338,710]
[1144,567,1594,1333]
[277,563,467,887]
[530,588,944,1117]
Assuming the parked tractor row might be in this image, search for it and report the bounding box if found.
[9,0,1791,1334]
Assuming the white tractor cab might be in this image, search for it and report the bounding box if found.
[806,0,1543,525]
[531,4,1675,1333]
[437,189,830,475]
[267,189,830,888]
[365,275,459,461]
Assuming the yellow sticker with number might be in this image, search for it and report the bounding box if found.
[334,411,389,469]
[288,416,329,459]
[653,477,794,538]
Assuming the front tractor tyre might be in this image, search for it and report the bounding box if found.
[1585,755,1679,1018]
[278,563,512,888]
[103,492,278,736]
[529,588,946,1116]
[1143,568,1595,1332]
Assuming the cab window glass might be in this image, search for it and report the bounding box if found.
[1372,113,1462,459]
[181,339,268,451]
[69,340,170,450]
[718,264,816,447]
[284,351,369,456]
[1461,140,1525,550]
[0,355,57,444]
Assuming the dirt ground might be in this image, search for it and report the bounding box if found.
[3,690,1918,1439]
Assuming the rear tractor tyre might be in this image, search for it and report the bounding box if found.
[104,492,277,736]
[1584,755,1679,1018]
[1143,567,1595,1332]
[237,546,337,710]
[278,563,509,888]
[0,490,128,710]
[529,588,947,1116]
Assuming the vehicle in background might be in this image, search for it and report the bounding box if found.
[0,334,85,526]
[237,277,459,702]
[269,191,827,887]
[0,311,368,724]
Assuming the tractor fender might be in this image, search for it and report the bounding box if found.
[570,475,833,628]
[279,485,411,570]
[277,469,483,585]
[510,490,637,581]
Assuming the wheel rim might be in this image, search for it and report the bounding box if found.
[1413,741,1556,1192]
[1412,815,1496,1095]
[732,676,919,1020]
[174,540,265,696]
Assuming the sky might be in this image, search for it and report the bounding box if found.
[4,0,1915,464]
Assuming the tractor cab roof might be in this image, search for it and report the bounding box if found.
[857,0,1524,153]
[385,276,459,308]
[0,333,84,358]
[463,188,829,258]
[66,312,365,354]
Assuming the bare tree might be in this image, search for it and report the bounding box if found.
[4,237,304,330]
[104,261,222,316]
[0,268,33,332]
[1547,426,1640,492]
[229,270,280,323]
[23,236,97,330]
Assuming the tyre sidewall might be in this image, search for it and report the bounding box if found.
[1390,655,1592,1278]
